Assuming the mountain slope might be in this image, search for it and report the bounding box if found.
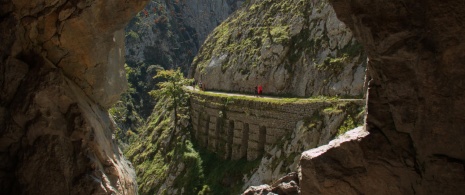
[191,0,366,97]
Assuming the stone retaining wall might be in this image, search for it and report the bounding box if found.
[189,92,365,161]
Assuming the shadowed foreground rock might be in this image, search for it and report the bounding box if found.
[300,0,465,194]
[0,0,147,194]
[243,172,299,195]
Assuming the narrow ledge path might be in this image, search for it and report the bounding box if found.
[184,86,365,102]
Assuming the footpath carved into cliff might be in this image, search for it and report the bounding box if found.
[187,88,365,161]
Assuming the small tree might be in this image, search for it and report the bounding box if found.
[149,68,192,147]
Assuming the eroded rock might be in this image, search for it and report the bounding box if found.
[192,0,366,98]
[0,0,148,194]
[299,0,465,194]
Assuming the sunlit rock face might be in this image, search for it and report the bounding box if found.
[300,1,465,194]
[192,0,366,98]
[125,0,244,70]
[122,0,244,119]
[0,0,148,194]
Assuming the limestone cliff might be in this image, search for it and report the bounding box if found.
[119,0,244,120]
[191,0,366,97]
[299,0,465,194]
[0,0,147,194]
[125,0,244,68]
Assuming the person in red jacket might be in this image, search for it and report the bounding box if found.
[258,85,262,95]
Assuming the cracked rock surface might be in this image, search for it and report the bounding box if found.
[191,0,366,98]
[299,0,465,194]
[0,0,147,194]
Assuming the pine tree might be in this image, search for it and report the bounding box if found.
[149,68,192,149]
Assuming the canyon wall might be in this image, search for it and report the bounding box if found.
[118,0,244,121]
[300,0,465,194]
[0,0,147,194]
[125,0,244,69]
[191,0,366,97]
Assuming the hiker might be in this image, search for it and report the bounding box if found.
[192,79,196,90]
[258,85,263,95]
[254,86,258,96]
[199,81,203,91]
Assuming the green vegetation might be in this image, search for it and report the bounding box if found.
[126,69,263,194]
[270,25,290,44]
[196,148,261,194]
[323,106,343,115]
[125,98,204,194]
[109,63,163,145]
[149,68,193,151]
[192,0,307,73]
[189,88,342,105]
[118,0,202,140]
[121,1,369,194]
[315,54,349,74]
[127,30,140,40]
[337,116,356,136]
[126,84,365,194]
[125,97,263,195]
[340,42,364,58]
[337,102,365,136]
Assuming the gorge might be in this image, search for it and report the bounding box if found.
[1,0,465,195]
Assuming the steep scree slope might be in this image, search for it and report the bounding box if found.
[191,0,366,97]
[0,0,147,194]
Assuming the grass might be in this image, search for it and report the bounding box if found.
[187,88,348,105]
[127,89,366,195]
[196,145,261,195]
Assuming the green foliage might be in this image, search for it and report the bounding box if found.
[127,30,140,40]
[340,42,364,58]
[190,89,340,105]
[198,185,212,195]
[337,102,366,136]
[125,98,204,195]
[197,148,261,195]
[149,68,193,136]
[270,25,290,44]
[125,96,264,195]
[315,54,349,74]
[193,0,305,74]
[338,116,356,136]
[323,106,343,115]
[149,68,193,104]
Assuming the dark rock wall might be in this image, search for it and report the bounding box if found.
[0,0,147,194]
[300,1,465,194]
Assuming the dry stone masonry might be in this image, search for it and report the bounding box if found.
[190,92,365,161]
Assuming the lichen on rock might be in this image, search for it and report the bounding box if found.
[192,0,366,98]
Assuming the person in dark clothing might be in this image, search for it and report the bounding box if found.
[254,86,258,96]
